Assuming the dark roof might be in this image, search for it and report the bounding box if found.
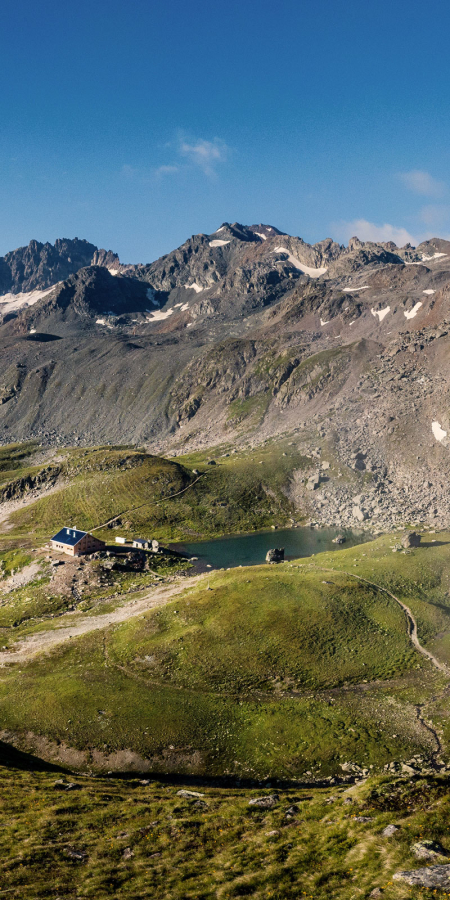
[51,527,87,547]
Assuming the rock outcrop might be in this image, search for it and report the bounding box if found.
[266,548,284,563]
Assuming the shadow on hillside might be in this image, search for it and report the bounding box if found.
[100,770,353,790]
[24,333,62,342]
[0,739,67,773]
[422,541,450,548]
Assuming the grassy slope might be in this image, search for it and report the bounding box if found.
[1,764,450,900]
[2,536,450,778]
[4,442,309,545]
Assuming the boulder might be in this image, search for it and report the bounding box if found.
[382,824,399,837]
[401,531,421,549]
[393,863,450,890]
[411,840,448,860]
[266,548,284,563]
[248,794,279,808]
[177,789,205,799]
[332,535,346,544]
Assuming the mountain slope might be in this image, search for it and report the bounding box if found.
[2,223,450,529]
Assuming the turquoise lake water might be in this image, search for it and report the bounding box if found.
[177,526,371,570]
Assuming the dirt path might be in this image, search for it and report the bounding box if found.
[312,565,450,676]
[0,574,205,666]
[90,473,206,533]
[0,562,42,595]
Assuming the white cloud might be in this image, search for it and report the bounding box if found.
[152,135,230,179]
[179,137,229,176]
[398,169,445,198]
[337,218,419,247]
[155,164,180,177]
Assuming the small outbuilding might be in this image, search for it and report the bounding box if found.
[133,538,150,550]
[51,527,105,557]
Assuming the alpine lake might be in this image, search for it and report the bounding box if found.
[176,525,372,570]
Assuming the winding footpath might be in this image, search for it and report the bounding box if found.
[318,566,450,677]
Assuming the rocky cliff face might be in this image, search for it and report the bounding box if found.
[2,222,450,530]
[0,238,117,294]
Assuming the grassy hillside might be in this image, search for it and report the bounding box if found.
[3,442,309,545]
[2,762,450,900]
[2,536,450,779]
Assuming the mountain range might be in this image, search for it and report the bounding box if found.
[1,223,450,531]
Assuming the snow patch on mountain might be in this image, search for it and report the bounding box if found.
[0,285,58,316]
[423,289,436,295]
[147,308,174,322]
[272,247,327,278]
[371,306,390,322]
[255,232,267,240]
[404,302,423,320]
[185,282,203,293]
[209,240,231,248]
[432,421,447,442]
[146,288,159,306]
[343,286,369,292]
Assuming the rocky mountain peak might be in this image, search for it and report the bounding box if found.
[0,237,119,295]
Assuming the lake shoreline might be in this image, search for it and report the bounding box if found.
[171,524,373,572]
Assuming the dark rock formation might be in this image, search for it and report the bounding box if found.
[401,532,421,549]
[266,548,284,563]
[0,238,100,294]
[0,466,61,502]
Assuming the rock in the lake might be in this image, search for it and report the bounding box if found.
[394,863,450,890]
[248,794,279,808]
[332,534,346,544]
[266,548,284,563]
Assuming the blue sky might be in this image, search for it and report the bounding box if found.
[2,0,450,262]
